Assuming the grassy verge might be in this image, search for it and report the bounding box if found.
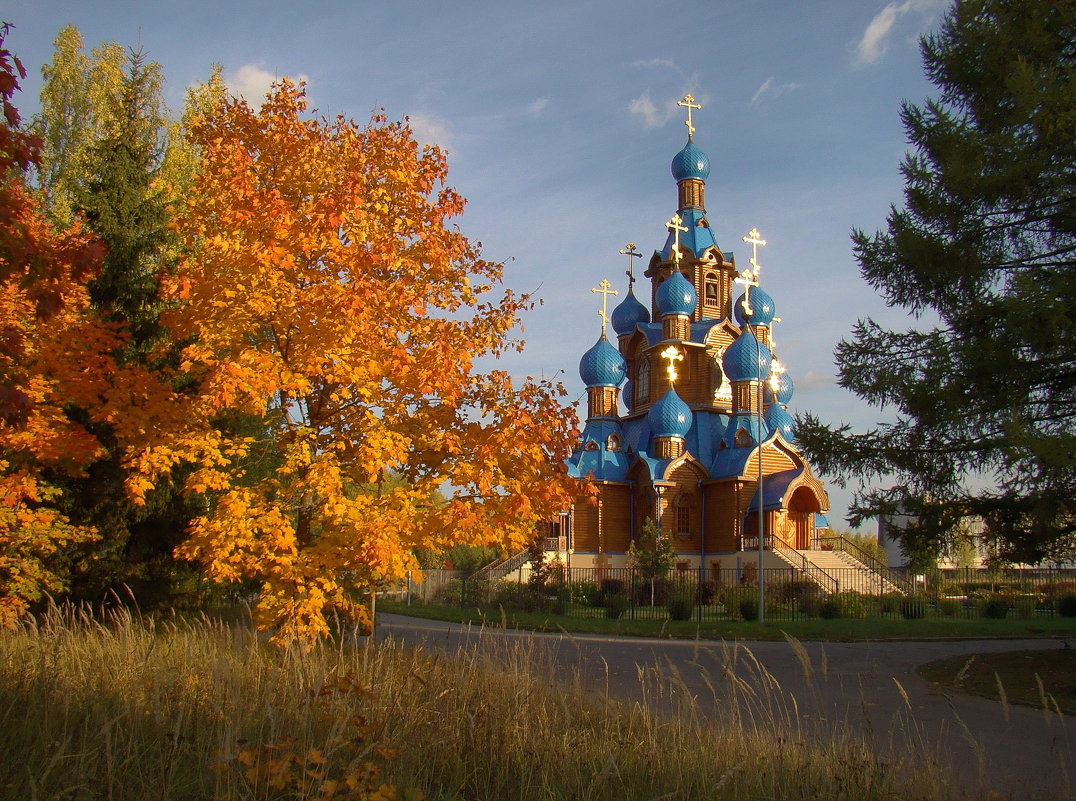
[0,604,994,800]
[378,599,1076,640]
[917,648,1076,715]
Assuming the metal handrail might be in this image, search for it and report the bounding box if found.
[819,535,912,594]
[769,533,840,595]
[471,547,530,583]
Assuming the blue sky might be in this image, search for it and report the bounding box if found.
[7,0,953,530]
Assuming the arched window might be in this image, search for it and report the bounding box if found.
[606,433,621,452]
[704,272,720,308]
[636,356,651,404]
[584,440,599,451]
[735,429,752,448]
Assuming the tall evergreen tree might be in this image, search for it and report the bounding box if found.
[796,0,1075,564]
[35,32,198,602]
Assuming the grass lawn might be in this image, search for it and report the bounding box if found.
[917,648,1076,715]
[376,599,1076,641]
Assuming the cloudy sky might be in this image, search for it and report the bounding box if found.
[7,0,953,529]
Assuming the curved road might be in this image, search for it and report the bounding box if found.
[375,612,1073,800]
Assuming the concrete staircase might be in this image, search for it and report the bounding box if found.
[798,549,904,595]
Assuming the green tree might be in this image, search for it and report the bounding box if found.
[33,30,199,603]
[797,0,1075,564]
[628,517,677,579]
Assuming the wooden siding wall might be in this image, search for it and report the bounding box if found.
[704,482,740,552]
[744,447,796,477]
[602,484,632,552]
[572,496,599,552]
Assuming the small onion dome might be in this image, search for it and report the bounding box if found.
[763,371,794,406]
[648,389,692,438]
[722,329,772,382]
[579,336,626,387]
[622,378,633,411]
[610,288,651,335]
[765,403,796,440]
[656,271,696,317]
[671,141,711,182]
[732,286,777,326]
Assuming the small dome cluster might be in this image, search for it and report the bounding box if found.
[764,372,794,406]
[656,271,696,317]
[671,141,710,182]
[579,337,626,388]
[648,389,692,438]
[733,287,777,326]
[610,288,651,336]
[722,330,772,382]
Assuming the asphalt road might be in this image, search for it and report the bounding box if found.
[374,612,1073,800]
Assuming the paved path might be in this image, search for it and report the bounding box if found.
[375,612,1073,800]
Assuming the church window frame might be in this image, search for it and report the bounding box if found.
[606,433,621,452]
[636,355,651,405]
[704,271,721,308]
[675,493,692,536]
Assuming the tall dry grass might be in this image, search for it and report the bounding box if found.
[0,605,979,800]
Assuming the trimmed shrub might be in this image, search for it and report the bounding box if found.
[834,592,871,619]
[879,593,902,615]
[667,592,694,621]
[597,578,625,606]
[936,598,961,618]
[696,580,718,606]
[604,592,628,620]
[901,596,927,619]
[979,597,1009,619]
[1014,596,1038,620]
[634,577,672,607]
[1056,593,1076,617]
[819,599,842,619]
[735,595,758,621]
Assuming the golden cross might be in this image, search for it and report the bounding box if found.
[620,243,641,288]
[742,227,767,277]
[768,357,786,394]
[768,316,783,350]
[666,214,688,265]
[734,267,759,317]
[591,278,619,337]
[677,94,701,140]
[660,345,684,383]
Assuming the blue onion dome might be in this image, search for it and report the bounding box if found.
[722,330,772,382]
[622,378,633,411]
[765,403,796,440]
[655,271,697,317]
[671,141,711,182]
[648,389,692,438]
[610,288,651,335]
[579,337,627,387]
[732,286,777,326]
[763,371,794,406]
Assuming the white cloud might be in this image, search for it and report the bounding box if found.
[526,97,549,117]
[227,63,310,102]
[628,92,678,129]
[632,58,678,71]
[407,113,453,151]
[750,76,802,106]
[854,0,948,66]
[797,370,835,391]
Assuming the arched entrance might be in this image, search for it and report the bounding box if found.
[788,485,823,549]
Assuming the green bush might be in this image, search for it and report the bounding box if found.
[936,597,961,618]
[604,593,629,620]
[879,593,902,615]
[1014,596,1038,619]
[738,597,759,621]
[978,597,1009,619]
[667,592,694,621]
[597,578,626,606]
[819,599,842,619]
[566,580,600,607]
[834,592,871,619]
[901,596,927,619]
[695,580,718,606]
[1056,593,1076,617]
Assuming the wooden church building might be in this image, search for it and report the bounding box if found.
[563,96,829,571]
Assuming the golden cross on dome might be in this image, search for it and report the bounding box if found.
[620,243,641,288]
[768,316,783,351]
[768,357,786,394]
[666,214,688,265]
[660,345,684,383]
[734,267,759,317]
[677,94,701,140]
[591,278,619,337]
[742,227,767,277]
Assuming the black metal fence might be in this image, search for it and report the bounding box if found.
[402,566,1076,623]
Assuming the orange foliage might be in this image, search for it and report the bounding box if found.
[132,81,581,645]
[0,25,116,626]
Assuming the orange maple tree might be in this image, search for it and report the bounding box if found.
[0,24,121,626]
[131,81,581,645]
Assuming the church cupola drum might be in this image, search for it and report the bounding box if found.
[563,94,829,566]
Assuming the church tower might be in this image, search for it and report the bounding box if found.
[565,95,829,570]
